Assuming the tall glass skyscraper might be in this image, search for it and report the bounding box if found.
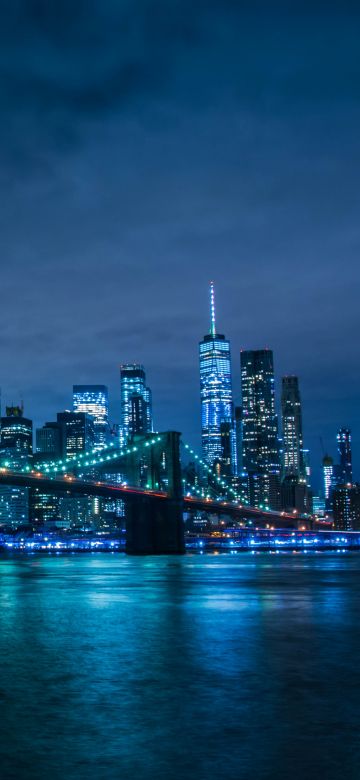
[336,427,352,484]
[199,283,235,471]
[281,376,306,480]
[73,385,109,450]
[120,365,153,445]
[240,349,280,508]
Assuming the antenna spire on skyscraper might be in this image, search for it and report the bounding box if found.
[210,281,216,337]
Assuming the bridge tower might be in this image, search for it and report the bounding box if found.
[125,431,185,554]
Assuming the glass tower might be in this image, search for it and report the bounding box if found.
[199,283,235,471]
[281,376,306,480]
[240,349,280,508]
[337,427,352,484]
[73,385,109,451]
[120,365,153,445]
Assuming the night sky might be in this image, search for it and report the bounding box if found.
[1,2,359,488]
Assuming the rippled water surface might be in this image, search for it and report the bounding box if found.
[1,552,360,779]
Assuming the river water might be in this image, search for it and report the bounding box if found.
[0,552,359,780]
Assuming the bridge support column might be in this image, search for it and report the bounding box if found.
[125,495,184,555]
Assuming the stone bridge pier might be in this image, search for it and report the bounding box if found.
[125,431,185,555]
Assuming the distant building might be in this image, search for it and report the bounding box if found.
[312,495,326,517]
[240,349,280,509]
[199,282,235,474]
[322,454,334,507]
[281,475,311,515]
[333,484,360,530]
[281,376,305,480]
[57,411,95,457]
[36,422,62,459]
[73,385,109,451]
[234,406,243,474]
[0,405,32,468]
[130,393,148,437]
[0,487,29,528]
[120,365,152,445]
[29,490,59,525]
[336,427,352,484]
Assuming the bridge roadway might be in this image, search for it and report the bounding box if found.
[0,469,308,529]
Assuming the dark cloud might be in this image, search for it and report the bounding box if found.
[0,1,359,487]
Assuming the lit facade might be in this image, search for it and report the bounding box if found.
[120,365,152,445]
[333,484,360,530]
[0,487,29,527]
[199,283,235,472]
[322,455,334,504]
[281,376,306,480]
[240,349,280,508]
[0,405,33,469]
[336,427,352,484]
[57,411,95,457]
[73,385,109,450]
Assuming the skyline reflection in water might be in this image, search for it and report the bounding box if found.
[0,553,359,780]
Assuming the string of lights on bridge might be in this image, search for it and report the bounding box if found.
[29,436,164,476]
[0,433,264,509]
[181,442,251,507]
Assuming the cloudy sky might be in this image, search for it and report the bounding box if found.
[0,1,359,487]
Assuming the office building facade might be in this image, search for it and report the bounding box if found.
[336,427,352,484]
[199,283,235,473]
[73,385,109,451]
[240,349,280,508]
[57,411,95,458]
[120,365,152,445]
[333,484,360,530]
[281,376,305,480]
[0,405,33,468]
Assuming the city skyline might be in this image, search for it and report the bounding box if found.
[0,4,359,492]
[0,288,355,493]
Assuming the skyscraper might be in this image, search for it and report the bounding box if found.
[336,427,352,484]
[199,283,235,472]
[120,365,153,445]
[240,349,280,508]
[57,411,95,457]
[36,422,62,459]
[322,454,334,506]
[0,405,33,468]
[333,483,360,530]
[73,385,109,450]
[0,405,32,526]
[281,376,305,480]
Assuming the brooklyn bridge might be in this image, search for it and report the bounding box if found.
[0,431,310,554]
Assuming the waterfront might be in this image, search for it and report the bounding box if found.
[1,553,360,779]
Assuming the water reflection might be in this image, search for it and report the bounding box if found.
[0,553,360,779]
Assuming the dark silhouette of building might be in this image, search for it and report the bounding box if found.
[57,411,94,457]
[333,484,360,530]
[234,405,243,474]
[281,475,311,515]
[36,422,62,460]
[336,427,352,484]
[281,376,305,480]
[240,349,280,509]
